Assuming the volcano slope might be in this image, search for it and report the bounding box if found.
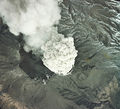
[0,0,120,109]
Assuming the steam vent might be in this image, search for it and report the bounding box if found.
[0,0,120,109]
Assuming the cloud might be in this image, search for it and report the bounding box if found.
[0,0,78,75]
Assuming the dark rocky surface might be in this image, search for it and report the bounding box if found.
[0,0,120,109]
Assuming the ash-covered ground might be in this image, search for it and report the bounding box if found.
[0,0,120,109]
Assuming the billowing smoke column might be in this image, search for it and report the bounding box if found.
[0,0,78,75]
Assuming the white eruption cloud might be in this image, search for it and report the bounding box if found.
[0,0,78,75]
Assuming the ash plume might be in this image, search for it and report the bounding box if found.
[0,0,77,75]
